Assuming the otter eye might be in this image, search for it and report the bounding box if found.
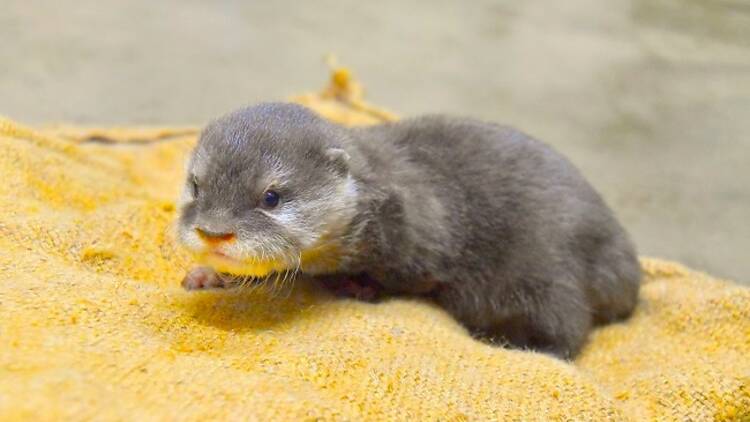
[262,190,280,208]
[191,176,199,198]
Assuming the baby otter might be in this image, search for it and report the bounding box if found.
[177,103,641,359]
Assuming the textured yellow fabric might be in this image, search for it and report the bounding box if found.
[1,71,749,421]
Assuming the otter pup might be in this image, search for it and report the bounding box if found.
[177,103,641,359]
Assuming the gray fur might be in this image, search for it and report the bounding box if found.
[178,102,641,359]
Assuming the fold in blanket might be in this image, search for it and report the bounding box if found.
[1,70,748,421]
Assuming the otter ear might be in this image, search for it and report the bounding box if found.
[325,147,350,173]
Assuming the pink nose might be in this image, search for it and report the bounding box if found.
[195,228,235,243]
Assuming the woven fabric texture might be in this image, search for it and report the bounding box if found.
[1,71,748,421]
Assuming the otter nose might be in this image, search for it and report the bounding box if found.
[195,227,235,243]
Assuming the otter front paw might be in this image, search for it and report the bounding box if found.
[182,266,227,290]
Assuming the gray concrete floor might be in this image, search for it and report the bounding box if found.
[2,0,749,283]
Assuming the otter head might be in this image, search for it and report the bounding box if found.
[177,103,358,277]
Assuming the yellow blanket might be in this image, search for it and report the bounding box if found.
[1,71,748,421]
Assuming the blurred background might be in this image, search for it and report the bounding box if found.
[2,0,748,283]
